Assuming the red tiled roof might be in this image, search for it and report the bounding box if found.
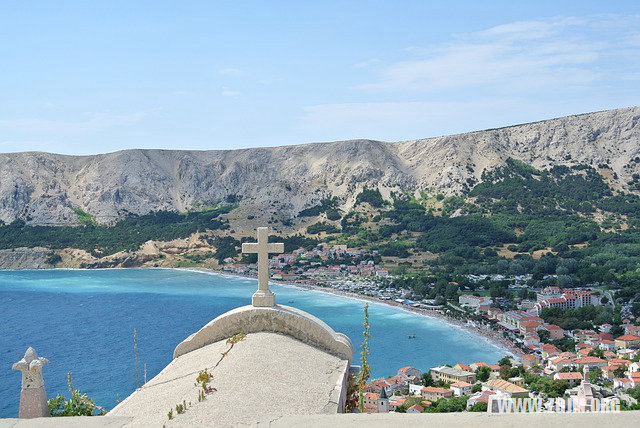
[555,372,583,380]
[616,334,640,341]
[574,356,605,364]
[542,344,562,354]
[544,324,563,331]
[408,404,424,413]
[520,321,541,328]
[421,386,453,394]
[608,358,631,366]
[450,381,473,388]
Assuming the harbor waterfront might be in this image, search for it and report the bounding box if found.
[0,268,504,417]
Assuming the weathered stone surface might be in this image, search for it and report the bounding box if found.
[108,332,350,427]
[173,305,354,364]
[1,107,638,226]
[12,348,50,419]
[3,411,640,427]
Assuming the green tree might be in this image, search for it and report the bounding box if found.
[588,348,605,359]
[476,366,491,382]
[614,366,627,378]
[499,365,511,380]
[469,402,488,412]
[586,366,602,384]
[498,356,512,367]
[538,329,550,343]
[421,371,434,387]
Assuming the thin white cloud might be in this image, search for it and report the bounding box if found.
[356,15,640,93]
[220,88,240,97]
[0,112,146,134]
[301,100,506,135]
[353,58,382,69]
[218,67,247,77]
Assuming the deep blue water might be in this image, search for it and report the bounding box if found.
[0,269,504,417]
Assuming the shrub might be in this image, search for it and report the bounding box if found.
[356,188,384,208]
[48,372,103,416]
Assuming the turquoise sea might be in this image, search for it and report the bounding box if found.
[0,269,504,417]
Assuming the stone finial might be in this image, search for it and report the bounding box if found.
[12,347,50,418]
[241,227,284,307]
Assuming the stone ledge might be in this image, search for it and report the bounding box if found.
[262,410,640,428]
[173,305,354,363]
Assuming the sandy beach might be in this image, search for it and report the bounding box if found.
[186,267,522,359]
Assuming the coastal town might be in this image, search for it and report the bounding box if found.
[221,241,640,412]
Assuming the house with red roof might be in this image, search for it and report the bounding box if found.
[520,321,541,335]
[598,332,614,341]
[615,334,640,350]
[450,381,473,396]
[614,377,633,389]
[469,361,488,372]
[554,371,583,386]
[407,403,424,413]
[541,343,562,358]
[363,392,379,408]
[364,379,390,394]
[389,397,406,412]
[477,304,491,315]
[603,364,625,380]
[539,324,564,340]
[453,363,471,372]
[397,366,421,382]
[421,386,453,401]
[625,325,640,336]
[573,356,607,370]
[547,356,575,372]
[466,390,495,409]
[520,354,540,368]
[577,347,594,357]
[489,364,501,373]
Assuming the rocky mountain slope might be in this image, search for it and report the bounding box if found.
[1,107,638,226]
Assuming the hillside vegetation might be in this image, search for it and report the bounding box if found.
[2,159,640,313]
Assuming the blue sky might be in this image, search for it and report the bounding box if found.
[0,1,639,154]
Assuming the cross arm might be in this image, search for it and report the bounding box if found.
[268,243,284,253]
[242,243,259,253]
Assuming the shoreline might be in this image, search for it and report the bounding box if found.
[1,265,521,358]
[180,267,522,358]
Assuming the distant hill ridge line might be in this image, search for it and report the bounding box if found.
[0,106,638,226]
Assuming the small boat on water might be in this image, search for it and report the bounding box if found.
[408,334,417,339]
[288,300,294,303]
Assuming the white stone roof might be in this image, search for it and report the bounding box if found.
[108,332,349,427]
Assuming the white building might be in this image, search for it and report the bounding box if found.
[458,294,492,309]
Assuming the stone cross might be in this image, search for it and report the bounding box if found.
[12,347,50,418]
[242,227,284,307]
